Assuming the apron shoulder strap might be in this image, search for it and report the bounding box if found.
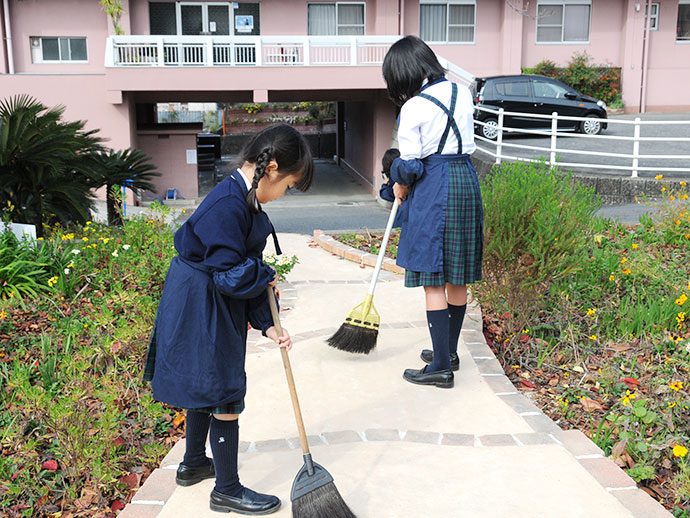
[418,82,463,154]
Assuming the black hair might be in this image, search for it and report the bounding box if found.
[381,148,400,178]
[382,35,446,107]
[239,123,314,213]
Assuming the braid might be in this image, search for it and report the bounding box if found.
[245,147,272,213]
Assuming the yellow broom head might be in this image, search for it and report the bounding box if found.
[327,295,379,354]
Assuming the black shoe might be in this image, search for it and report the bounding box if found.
[176,458,215,487]
[420,349,460,371]
[403,365,454,388]
[210,488,281,515]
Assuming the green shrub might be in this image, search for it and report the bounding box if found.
[474,160,600,324]
[523,52,622,105]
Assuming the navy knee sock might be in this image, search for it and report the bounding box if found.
[448,303,467,356]
[426,309,451,372]
[210,417,243,497]
[183,410,211,467]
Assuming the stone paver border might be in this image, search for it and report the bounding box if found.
[312,230,404,274]
[123,274,672,518]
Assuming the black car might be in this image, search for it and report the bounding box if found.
[471,74,608,140]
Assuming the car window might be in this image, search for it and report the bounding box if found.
[494,80,529,97]
[533,80,570,99]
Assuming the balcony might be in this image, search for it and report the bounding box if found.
[105,35,401,68]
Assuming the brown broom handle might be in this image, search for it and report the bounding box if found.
[267,287,311,455]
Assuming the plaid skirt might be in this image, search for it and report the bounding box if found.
[189,400,245,415]
[405,157,483,287]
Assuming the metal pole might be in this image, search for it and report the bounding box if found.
[550,112,558,166]
[495,108,504,165]
[631,117,641,178]
[640,0,652,113]
[3,0,14,74]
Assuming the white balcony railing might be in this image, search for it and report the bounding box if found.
[105,35,403,68]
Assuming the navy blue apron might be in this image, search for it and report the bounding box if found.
[395,80,471,273]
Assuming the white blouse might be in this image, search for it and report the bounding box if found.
[397,79,476,160]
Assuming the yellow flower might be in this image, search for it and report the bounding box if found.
[683,194,689,200]
[619,390,637,406]
[632,243,638,249]
[84,323,89,329]
[522,328,529,333]
[670,196,676,201]
[673,445,688,458]
[37,237,44,241]
[47,276,59,287]
[655,174,663,180]
[681,181,687,186]
[82,237,88,242]
[621,257,628,264]
[669,402,677,408]
[6,291,13,298]
[86,221,92,225]
[622,268,631,275]
[0,311,6,319]
[670,381,683,391]
[676,294,688,306]
[609,274,615,281]
[662,187,666,192]
[676,220,681,226]
[589,335,597,340]
[586,308,597,316]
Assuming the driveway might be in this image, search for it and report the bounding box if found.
[476,112,690,178]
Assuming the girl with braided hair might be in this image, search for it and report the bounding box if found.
[144,124,313,514]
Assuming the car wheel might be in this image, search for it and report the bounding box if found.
[580,115,602,135]
[481,117,499,140]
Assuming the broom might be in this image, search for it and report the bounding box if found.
[327,201,399,354]
[267,288,356,518]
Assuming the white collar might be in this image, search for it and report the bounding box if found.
[236,168,252,191]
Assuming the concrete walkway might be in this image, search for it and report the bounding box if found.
[120,234,670,518]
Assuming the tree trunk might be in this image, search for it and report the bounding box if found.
[106,183,124,226]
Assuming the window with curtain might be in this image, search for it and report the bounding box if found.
[419,2,475,43]
[308,3,365,35]
[537,1,591,43]
[678,1,690,41]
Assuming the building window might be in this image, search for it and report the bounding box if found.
[419,1,475,43]
[646,2,660,31]
[679,1,690,41]
[536,1,591,43]
[308,3,365,35]
[30,37,87,63]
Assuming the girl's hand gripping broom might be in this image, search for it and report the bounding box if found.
[267,288,356,518]
[327,201,399,354]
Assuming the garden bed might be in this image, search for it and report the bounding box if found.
[331,168,690,515]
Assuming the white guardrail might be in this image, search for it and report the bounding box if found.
[105,35,401,67]
[475,106,690,177]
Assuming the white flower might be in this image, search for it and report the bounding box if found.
[71,249,80,255]
[64,268,70,275]
[122,244,131,250]
[112,251,119,257]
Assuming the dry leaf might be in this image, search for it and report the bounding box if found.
[579,398,604,411]
[548,375,560,386]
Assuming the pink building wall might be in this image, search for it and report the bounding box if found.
[342,93,396,191]
[6,0,109,74]
[137,129,199,198]
[644,1,690,110]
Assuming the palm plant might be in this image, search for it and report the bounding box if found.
[86,148,159,226]
[0,95,103,237]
